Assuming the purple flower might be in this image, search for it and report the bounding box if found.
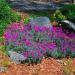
[25,40,31,46]
[4,22,75,62]
[22,51,30,58]
[34,25,40,32]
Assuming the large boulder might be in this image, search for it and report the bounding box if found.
[61,20,75,33]
[30,17,53,29]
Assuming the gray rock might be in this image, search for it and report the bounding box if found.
[62,20,75,31]
[8,51,27,64]
[30,17,52,28]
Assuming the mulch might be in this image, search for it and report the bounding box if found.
[0,58,64,75]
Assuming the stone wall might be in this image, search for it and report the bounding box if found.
[6,0,74,11]
[9,0,50,2]
[33,0,51,2]
[8,0,74,3]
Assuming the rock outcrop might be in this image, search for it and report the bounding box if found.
[7,0,63,11]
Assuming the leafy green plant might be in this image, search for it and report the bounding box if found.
[67,10,75,20]
[51,50,63,58]
[21,56,42,64]
[0,0,21,36]
[61,4,75,13]
[0,45,7,56]
[0,37,5,53]
[0,20,9,36]
[24,17,30,24]
[0,37,5,42]
[50,10,66,22]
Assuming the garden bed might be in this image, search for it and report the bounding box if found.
[0,0,75,75]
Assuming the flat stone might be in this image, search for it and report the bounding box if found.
[8,51,27,64]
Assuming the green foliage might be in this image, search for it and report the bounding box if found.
[9,12,21,22]
[0,0,21,22]
[24,17,30,24]
[21,56,42,64]
[64,48,72,57]
[51,50,63,58]
[66,10,75,20]
[71,50,75,58]
[45,51,51,58]
[50,10,66,22]
[61,4,75,23]
[0,37,5,53]
[0,0,21,36]
[0,45,7,55]
[0,0,11,19]
[0,20,9,36]
[0,37,5,42]
[61,4,75,13]
[29,14,37,19]
[0,45,5,51]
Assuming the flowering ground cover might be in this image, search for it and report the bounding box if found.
[4,21,75,64]
[0,1,75,74]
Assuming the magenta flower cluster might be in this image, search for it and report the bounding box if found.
[4,22,75,61]
[52,27,75,53]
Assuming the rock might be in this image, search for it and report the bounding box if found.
[7,0,62,11]
[30,17,52,29]
[61,20,75,33]
[8,51,27,64]
[62,20,75,31]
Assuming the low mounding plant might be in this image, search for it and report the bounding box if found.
[4,22,75,63]
[50,10,66,22]
[52,27,75,58]
[4,22,56,63]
